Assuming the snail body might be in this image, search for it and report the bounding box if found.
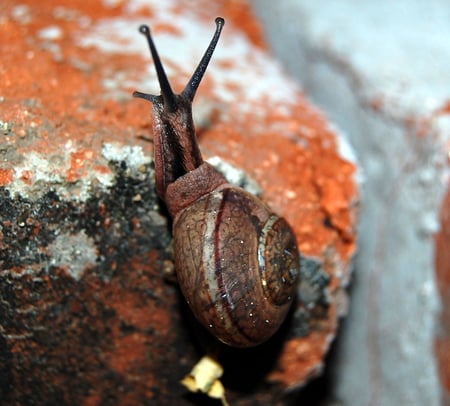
[134,18,300,347]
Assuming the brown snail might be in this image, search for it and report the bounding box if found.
[133,17,300,347]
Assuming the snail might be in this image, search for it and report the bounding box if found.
[133,17,300,347]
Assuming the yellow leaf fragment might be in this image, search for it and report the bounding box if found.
[181,355,229,406]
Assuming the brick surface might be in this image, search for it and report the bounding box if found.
[0,0,359,404]
[253,1,450,405]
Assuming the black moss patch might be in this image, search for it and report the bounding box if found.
[0,160,172,278]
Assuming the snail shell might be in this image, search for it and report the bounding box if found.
[172,183,299,347]
[134,18,300,347]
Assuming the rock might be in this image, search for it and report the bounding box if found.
[0,1,359,404]
[253,1,450,404]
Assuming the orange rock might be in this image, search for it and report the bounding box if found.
[0,0,359,404]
